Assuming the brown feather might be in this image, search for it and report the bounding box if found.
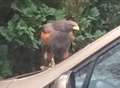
[40,20,79,65]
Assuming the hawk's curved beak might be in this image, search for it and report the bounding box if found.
[73,25,79,31]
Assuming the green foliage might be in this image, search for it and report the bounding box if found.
[0,45,12,78]
[0,0,120,78]
[0,0,65,49]
[78,6,106,41]
[67,0,120,51]
[0,0,65,78]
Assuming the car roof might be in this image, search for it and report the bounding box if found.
[1,25,120,88]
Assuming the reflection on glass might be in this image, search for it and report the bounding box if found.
[74,44,120,88]
[89,44,120,88]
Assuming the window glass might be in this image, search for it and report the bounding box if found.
[89,44,120,88]
[74,65,89,88]
[74,44,120,88]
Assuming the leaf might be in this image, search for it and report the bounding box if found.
[28,27,35,32]
[35,14,42,20]
[90,7,100,17]
[32,40,39,49]
[94,30,106,39]
[15,39,24,45]
[55,9,65,20]
[0,29,12,42]
[47,8,56,15]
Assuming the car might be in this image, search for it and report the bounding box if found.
[1,25,120,88]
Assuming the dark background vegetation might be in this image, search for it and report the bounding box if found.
[0,0,120,79]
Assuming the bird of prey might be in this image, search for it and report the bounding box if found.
[40,20,79,67]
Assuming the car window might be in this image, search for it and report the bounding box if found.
[89,44,120,88]
[74,64,90,88]
[74,43,120,88]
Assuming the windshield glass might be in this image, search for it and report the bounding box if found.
[74,43,120,88]
[89,44,120,88]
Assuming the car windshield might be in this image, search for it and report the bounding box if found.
[74,43,120,88]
